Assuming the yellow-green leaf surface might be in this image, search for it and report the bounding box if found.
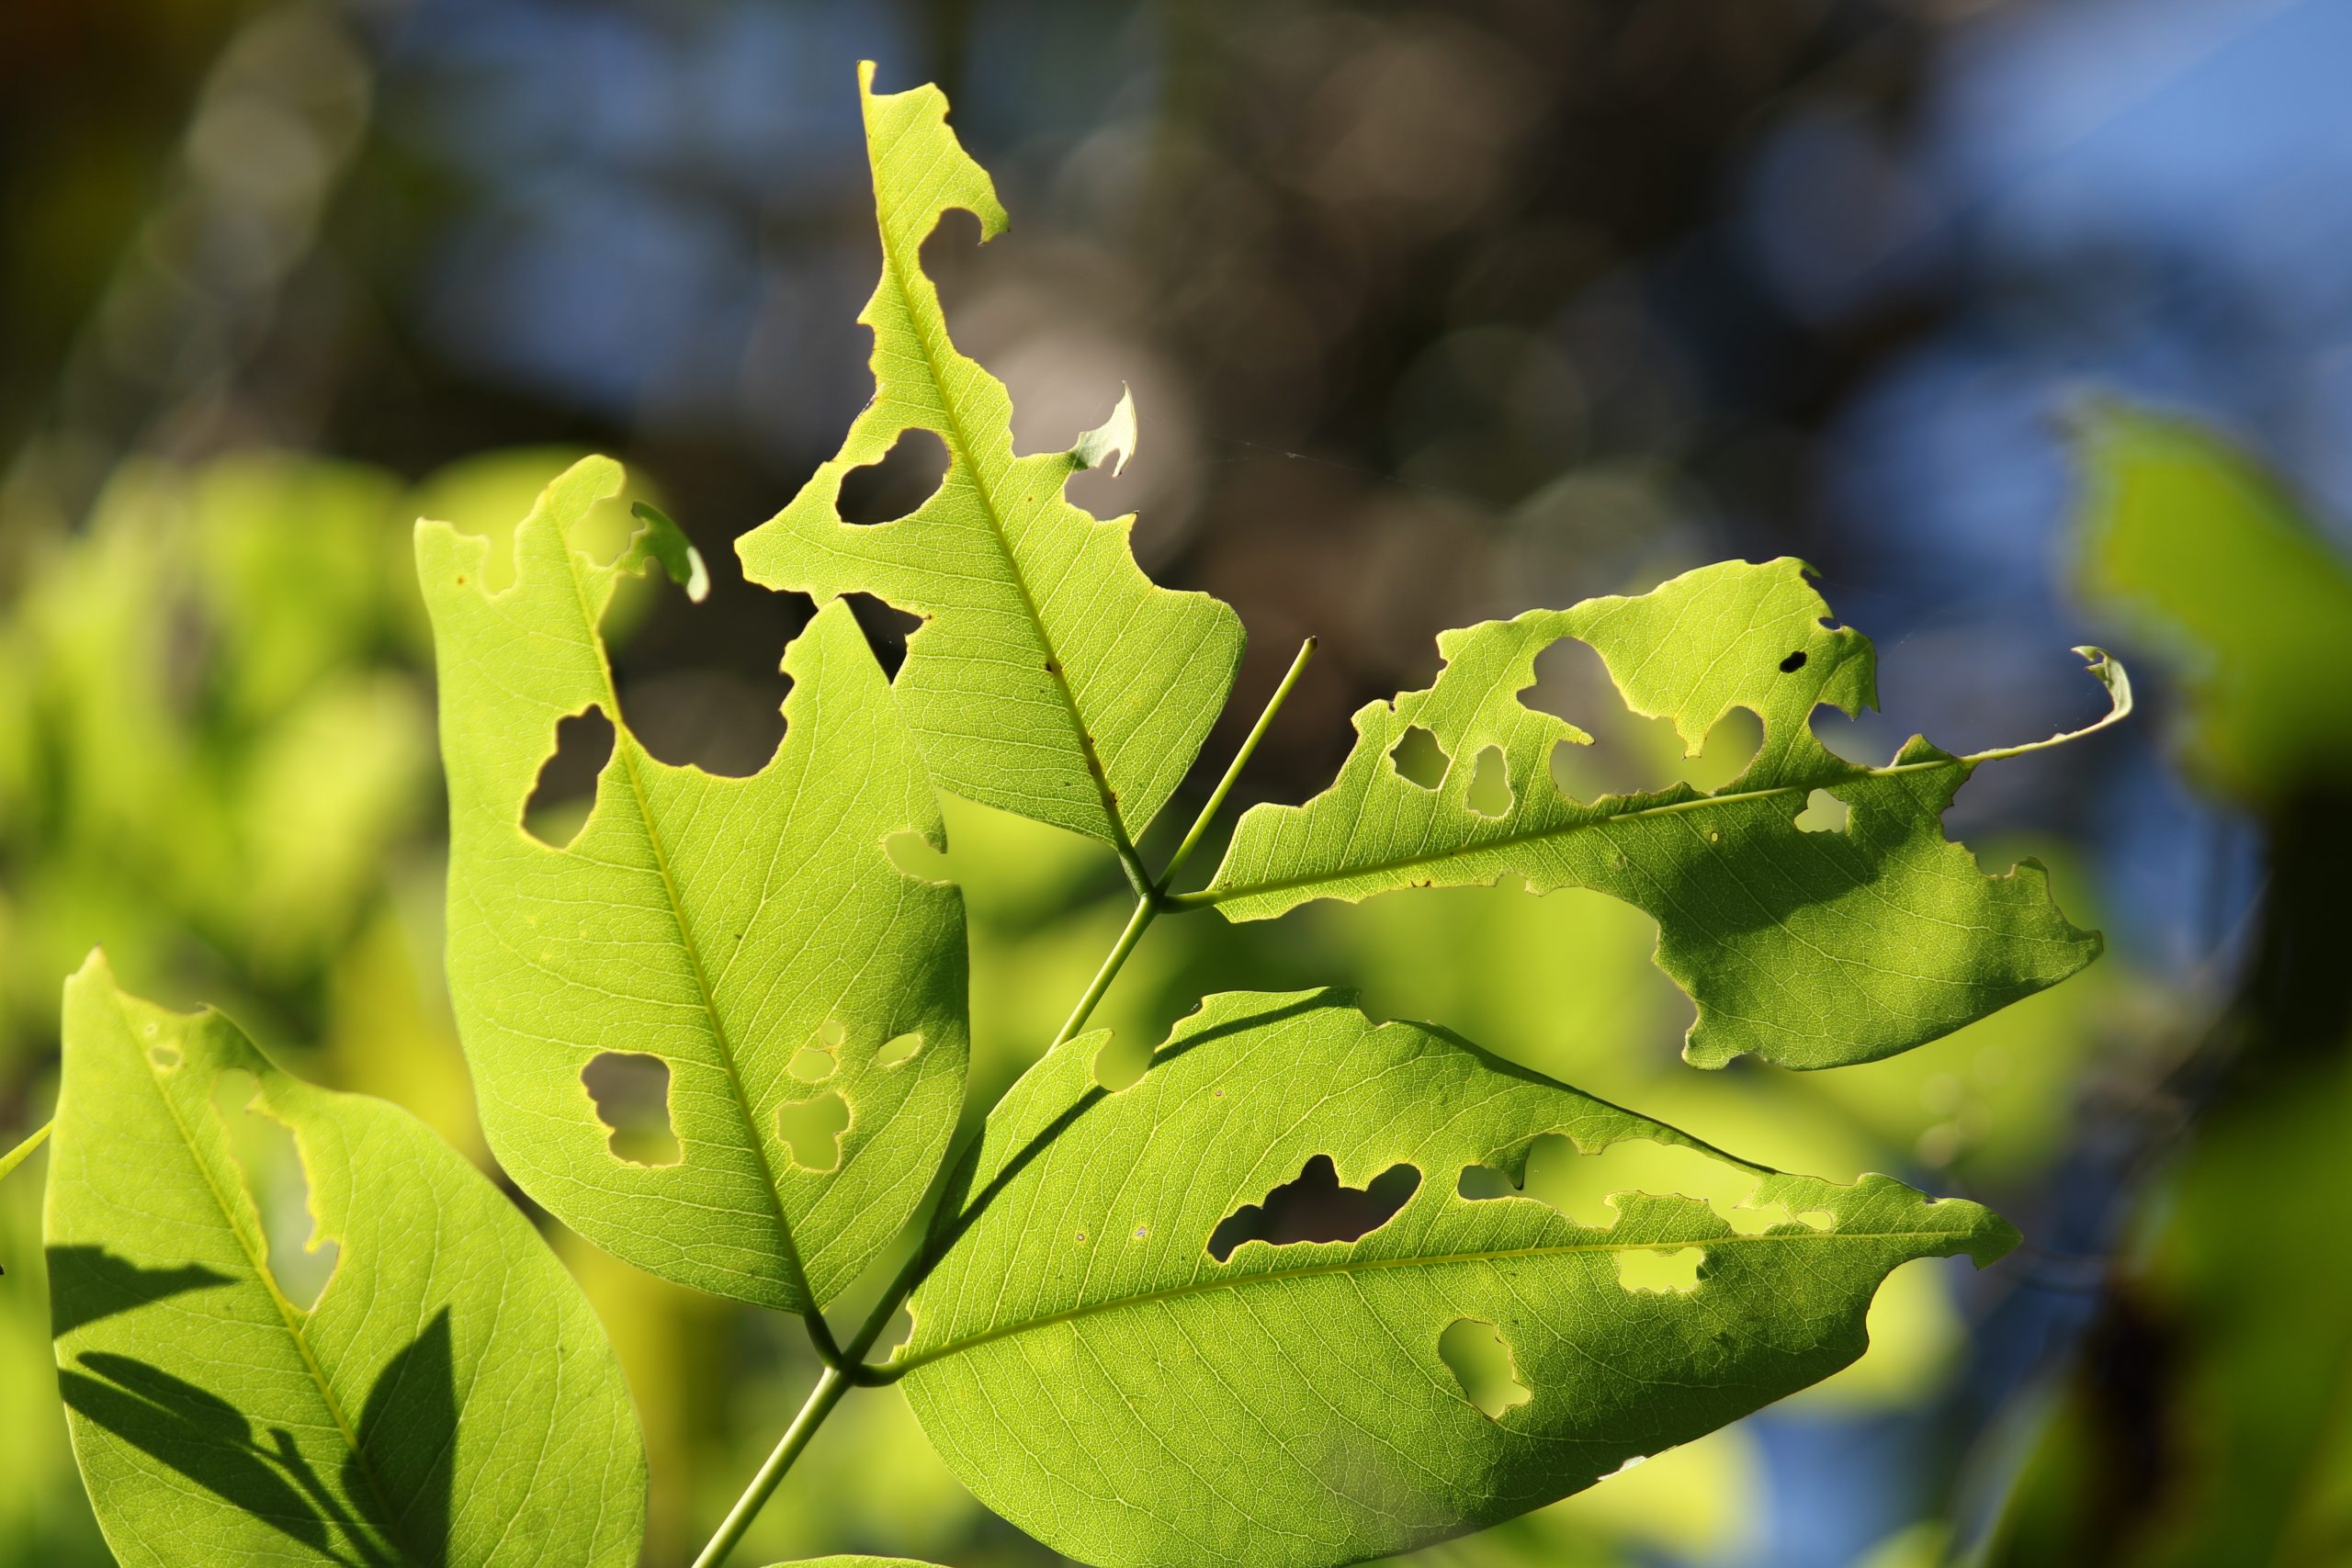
[1200,559,2126,1068]
[898,991,2013,1568]
[737,65,1243,856]
[762,1560,951,1567]
[417,457,967,1313]
[2071,402,2352,802]
[46,953,644,1566]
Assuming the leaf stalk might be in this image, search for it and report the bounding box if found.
[690,638,1317,1566]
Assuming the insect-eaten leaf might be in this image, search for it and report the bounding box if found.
[417,456,968,1314]
[46,953,645,1567]
[896,989,2015,1568]
[736,62,1244,856]
[1201,559,2129,1068]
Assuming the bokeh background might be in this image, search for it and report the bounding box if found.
[4,1,2349,1564]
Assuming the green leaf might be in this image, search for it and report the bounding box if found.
[2070,401,2352,802]
[416,456,968,1314]
[760,1560,954,1567]
[1199,558,2126,1068]
[45,952,644,1566]
[898,990,2013,1568]
[736,64,1244,856]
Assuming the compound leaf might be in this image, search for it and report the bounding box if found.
[417,457,967,1314]
[736,64,1243,858]
[898,990,2013,1568]
[1201,558,2127,1068]
[46,953,645,1567]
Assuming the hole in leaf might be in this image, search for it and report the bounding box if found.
[1456,1134,1826,1235]
[919,206,986,303]
[1466,746,1511,818]
[209,1070,338,1311]
[524,707,614,849]
[837,429,950,525]
[1534,639,1764,800]
[581,1052,682,1167]
[817,1019,846,1048]
[1616,1247,1704,1293]
[1780,649,1808,672]
[1388,726,1449,789]
[1456,1164,1518,1201]
[874,1032,923,1068]
[775,1092,849,1172]
[608,536,802,776]
[148,1044,181,1070]
[1207,1155,1420,1262]
[843,592,925,680]
[1794,788,1850,833]
[1093,1032,1152,1092]
[788,1045,834,1083]
[884,829,952,882]
[1439,1318,1533,1419]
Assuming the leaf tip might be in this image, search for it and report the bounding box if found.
[1967,1210,2025,1269]
[1069,385,1138,477]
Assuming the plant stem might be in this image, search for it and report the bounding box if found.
[687,1364,851,1568]
[688,640,1317,1567]
[0,1119,51,1186]
[1156,638,1315,897]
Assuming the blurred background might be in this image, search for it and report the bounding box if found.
[3,0,2348,1563]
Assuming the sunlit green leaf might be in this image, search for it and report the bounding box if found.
[1201,559,2126,1068]
[898,989,2014,1568]
[416,457,968,1314]
[46,953,644,1566]
[2071,401,2352,801]
[737,63,1244,856]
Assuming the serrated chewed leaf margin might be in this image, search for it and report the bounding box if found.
[737,63,1244,857]
[897,988,2015,1568]
[417,456,968,1314]
[1202,558,2128,1069]
[47,952,646,1568]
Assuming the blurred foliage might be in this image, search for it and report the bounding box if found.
[1969,411,2352,1568]
[1985,1053,2352,1567]
[2071,405,2352,807]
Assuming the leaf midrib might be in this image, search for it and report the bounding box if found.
[120,990,413,1564]
[553,544,818,1314]
[867,116,1137,860]
[898,1224,1973,1375]
[1200,754,1966,908]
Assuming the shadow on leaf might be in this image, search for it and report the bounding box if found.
[46,1246,232,1338]
[59,1308,458,1567]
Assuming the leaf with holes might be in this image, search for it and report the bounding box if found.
[1197,558,2129,1068]
[895,989,2012,1568]
[45,952,645,1567]
[736,62,1244,859]
[417,457,967,1313]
